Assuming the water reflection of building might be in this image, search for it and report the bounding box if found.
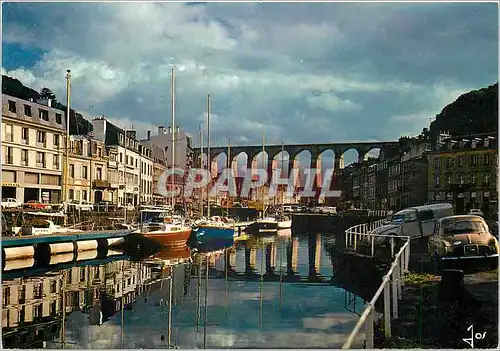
[1,260,155,348]
[205,234,326,282]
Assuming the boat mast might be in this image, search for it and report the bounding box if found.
[206,94,211,218]
[261,131,265,219]
[226,138,231,216]
[199,126,204,217]
[63,70,71,228]
[281,142,284,214]
[123,125,127,224]
[170,67,176,211]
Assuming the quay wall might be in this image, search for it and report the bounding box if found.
[291,213,385,234]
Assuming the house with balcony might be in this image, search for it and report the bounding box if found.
[92,117,153,206]
[67,135,110,203]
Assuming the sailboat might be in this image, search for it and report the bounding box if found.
[276,142,292,230]
[247,132,279,235]
[191,94,235,246]
[137,67,192,247]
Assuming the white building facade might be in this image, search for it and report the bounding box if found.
[92,117,153,206]
[1,94,66,204]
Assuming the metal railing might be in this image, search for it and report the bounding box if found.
[341,221,411,349]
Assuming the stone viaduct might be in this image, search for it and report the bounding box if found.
[193,141,399,172]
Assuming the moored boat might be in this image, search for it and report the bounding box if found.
[247,217,279,235]
[191,216,235,245]
[137,209,192,248]
[276,214,292,229]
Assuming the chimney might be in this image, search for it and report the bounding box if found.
[147,130,151,140]
[158,125,164,135]
[47,98,52,107]
[168,126,171,134]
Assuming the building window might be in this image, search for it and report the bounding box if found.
[69,189,74,200]
[8,100,16,113]
[80,267,86,282]
[435,175,440,187]
[34,283,43,298]
[55,113,62,124]
[446,157,454,168]
[457,173,464,184]
[470,154,477,166]
[434,158,440,169]
[70,164,75,178]
[39,109,49,121]
[471,174,476,184]
[483,154,490,165]
[21,127,29,144]
[37,152,46,168]
[5,124,13,142]
[457,156,464,167]
[21,149,29,166]
[484,172,491,185]
[96,167,102,180]
[446,174,452,185]
[53,155,59,170]
[82,166,88,179]
[5,147,14,164]
[36,131,46,146]
[24,104,32,116]
[82,190,88,201]
[3,287,10,305]
[53,134,60,148]
[120,153,123,163]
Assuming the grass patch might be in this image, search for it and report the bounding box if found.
[474,268,498,279]
[404,272,441,287]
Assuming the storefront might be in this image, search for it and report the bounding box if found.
[1,181,19,200]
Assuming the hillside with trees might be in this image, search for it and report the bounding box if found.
[2,74,93,135]
[429,82,498,143]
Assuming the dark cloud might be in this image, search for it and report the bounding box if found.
[2,2,497,149]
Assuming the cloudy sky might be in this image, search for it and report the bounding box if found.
[2,1,498,159]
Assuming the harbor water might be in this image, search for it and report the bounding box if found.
[2,233,367,349]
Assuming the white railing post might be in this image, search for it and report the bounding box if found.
[390,237,394,258]
[383,283,391,339]
[392,270,398,319]
[365,306,374,349]
[404,241,410,271]
[345,230,348,248]
[371,236,375,257]
[354,230,357,251]
[397,259,402,299]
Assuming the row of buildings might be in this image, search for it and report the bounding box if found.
[1,94,194,206]
[339,131,498,218]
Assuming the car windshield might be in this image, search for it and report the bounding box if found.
[443,219,487,235]
[391,212,410,224]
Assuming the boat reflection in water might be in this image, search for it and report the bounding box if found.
[2,233,367,349]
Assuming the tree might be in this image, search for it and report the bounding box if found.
[39,87,58,103]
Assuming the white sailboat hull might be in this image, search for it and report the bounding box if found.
[277,220,292,229]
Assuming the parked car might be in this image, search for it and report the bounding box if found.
[427,215,499,270]
[68,200,93,212]
[370,203,454,239]
[23,200,48,210]
[468,209,484,217]
[1,198,21,209]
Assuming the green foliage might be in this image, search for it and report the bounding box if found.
[39,87,57,103]
[430,82,498,142]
